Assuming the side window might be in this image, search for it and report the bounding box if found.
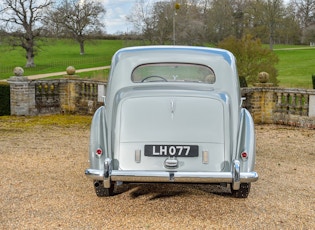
[132,63,215,84]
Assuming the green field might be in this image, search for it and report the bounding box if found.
[0,39,126,79]
[0,39,314,88]
[274,46,315,88]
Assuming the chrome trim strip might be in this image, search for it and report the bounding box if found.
[85,169,258,184]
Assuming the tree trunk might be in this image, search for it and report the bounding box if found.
[80,41,85,55]
[25,49,36,67]
[269,35,274,50]
[269,24,274,50]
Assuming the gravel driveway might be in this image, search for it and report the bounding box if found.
[0,116,314,229]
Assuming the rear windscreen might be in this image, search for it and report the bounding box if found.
[132,63,215,84]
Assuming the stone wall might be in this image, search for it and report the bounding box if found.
[242,86,315,128]
[8,76,106,116]
[8,76,315,129]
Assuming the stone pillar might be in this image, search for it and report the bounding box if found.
[59,66,79,114]
[261,87,275,123]
[8,67,36,116]
[250,85,275,124]
[59,79,78,114]
[309,95,315,117]
[252,72,275,124]
[250,88,262,123]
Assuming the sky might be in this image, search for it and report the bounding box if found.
[102,0,162,34]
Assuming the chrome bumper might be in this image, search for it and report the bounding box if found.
[85,169,258,183]
[85,160,258,190]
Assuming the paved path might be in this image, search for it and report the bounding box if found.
[27,66,110,80]
[273,46,315,51]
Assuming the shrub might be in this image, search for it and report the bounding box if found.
[0,82,10,116]
[218,34,279,86]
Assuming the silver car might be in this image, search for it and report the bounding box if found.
[85,46,258,198]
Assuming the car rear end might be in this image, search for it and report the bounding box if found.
[85,46,258,198]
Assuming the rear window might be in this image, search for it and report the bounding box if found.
[132,63,215,84]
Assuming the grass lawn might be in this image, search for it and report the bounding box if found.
[273,45,315,89]
[0,114,92,129]
[0,39,125,79]
[0,39,314,89]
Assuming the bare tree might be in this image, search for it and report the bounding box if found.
[127,0,307,45]
[127,1,174,44]
[291,0,315,43]
[128,0,207,45]
[0,0,53,67]
[150,1,173,44]
[265,0,285,49]
[292,0,315,28]
[175,0,206,45]
[49,0,106,55]
[204,0,235,43]
[278,3,301,44]
[245,0,286,48]
[127,0,153,35]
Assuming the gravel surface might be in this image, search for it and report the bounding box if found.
[0,118,314,229]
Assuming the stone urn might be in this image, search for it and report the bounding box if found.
[13,67,24,76]
[9,67,27,81]
[258,72,269,83]
[66,66,76,75]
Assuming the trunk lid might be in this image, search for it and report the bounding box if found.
[114,90,230,172]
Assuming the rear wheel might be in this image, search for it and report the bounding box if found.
[93,180,114,197]
[231,183,251,198]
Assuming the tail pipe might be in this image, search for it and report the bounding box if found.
[94,181,101,188]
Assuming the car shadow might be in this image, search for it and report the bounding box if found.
[114,183,232,198]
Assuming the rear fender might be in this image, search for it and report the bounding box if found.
[235,108,256,172]
[89,106,108,170]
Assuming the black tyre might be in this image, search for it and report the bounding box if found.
[231,183,251,198]
[93,180,114,197]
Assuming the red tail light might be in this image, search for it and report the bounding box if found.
[95,148,103,157]
[241,151,248,160]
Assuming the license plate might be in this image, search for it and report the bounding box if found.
[144,145,198,157]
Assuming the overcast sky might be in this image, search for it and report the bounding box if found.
[103,0,161,34]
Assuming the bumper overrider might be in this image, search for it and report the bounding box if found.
[85,159,258,190]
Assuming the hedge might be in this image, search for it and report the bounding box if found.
[0,82,10,116]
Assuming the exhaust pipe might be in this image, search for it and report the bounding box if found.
[94,181,101,188]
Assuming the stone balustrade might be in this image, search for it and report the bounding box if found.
[35,81,60,114]
[242,86,315,128]
[8,76,106,116]
[7,70,315,129]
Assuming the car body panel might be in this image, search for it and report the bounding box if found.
[85,45,258,197]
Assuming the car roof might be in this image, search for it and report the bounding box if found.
[112,45,234,67]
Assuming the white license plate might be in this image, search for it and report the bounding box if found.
[144,145,198,157]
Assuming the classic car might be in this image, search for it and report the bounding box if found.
[85,45,258,198]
